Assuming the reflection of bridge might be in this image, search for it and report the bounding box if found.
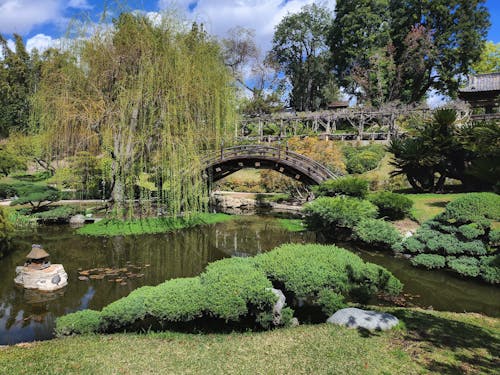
[204,145,339,185]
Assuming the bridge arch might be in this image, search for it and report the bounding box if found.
[203,145,339,185]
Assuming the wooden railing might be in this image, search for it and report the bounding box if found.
[204,145,339,184]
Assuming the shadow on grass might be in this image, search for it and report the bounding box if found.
[392,309,499,374]
[427,201,450,208]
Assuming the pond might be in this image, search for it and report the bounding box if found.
[0,216,499,345]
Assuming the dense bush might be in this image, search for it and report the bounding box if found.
[303,196,378,231]
[55,310,102,336]
[314,176,369,198]
[410,254,446,269]
[343,144,385,174]
[368,192,413,220]
[399,193,499,283]
[0,183,18,199]
[448,257,480,277]
[315,289,346,316]
[479,256,500,284]
[56,243,403,336]
[254,243,402,300]
[438,192,500,224]
[33,206,81,220]
[9,182,61,212]
[200,258,275,322]
[353,218,402,248]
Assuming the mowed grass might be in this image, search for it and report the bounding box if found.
[405,193,467,223]
[0,308,498,375]
[76,213,236,236]
[278,218,305,232]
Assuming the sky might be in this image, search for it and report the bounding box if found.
[0,0,498,105]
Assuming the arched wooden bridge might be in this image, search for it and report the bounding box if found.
[204,145,340,185]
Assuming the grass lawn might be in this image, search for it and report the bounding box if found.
[76,213,237,236]
[0,308,498,374]
[277,218,305,232]
[405,193,467,223]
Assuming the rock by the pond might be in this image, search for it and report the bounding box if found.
[327,308,399,331]
[268,288,286,326]
[14,264,68,292]
[290,317,300,327]
[69,214,86,225]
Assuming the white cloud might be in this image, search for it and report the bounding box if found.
[0,0,63,34]
[68,0,93,10]
[159,0,336,52]
[426,89,450,108]
[26,33,58,52]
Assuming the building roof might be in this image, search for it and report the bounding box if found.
[459,73,500,93]
[26,245,49,260]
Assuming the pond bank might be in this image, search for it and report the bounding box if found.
[1,308,498,374]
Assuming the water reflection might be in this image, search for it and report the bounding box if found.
[0,216,312,345]
[0,216,498,345]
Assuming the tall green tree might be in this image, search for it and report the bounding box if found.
[329,0,490,105]
[472,41,500,74]
[0,34,42,137]
[269,3,337,111]
[32,13,236,216]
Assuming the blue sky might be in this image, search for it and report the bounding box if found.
[1,0,497,53]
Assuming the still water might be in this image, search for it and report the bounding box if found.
[0,216,499,345]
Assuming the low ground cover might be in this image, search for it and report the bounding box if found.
[1,309,498,375]
[76,213,236,236]
[397,193,500,283]
[56,244,401,335]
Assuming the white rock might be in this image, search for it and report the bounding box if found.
[14,264,68,292]
[267,288,286,326]
[69,214,86,225]
[327,308,399,331]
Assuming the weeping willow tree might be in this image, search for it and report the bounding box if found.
[31,13,236,217]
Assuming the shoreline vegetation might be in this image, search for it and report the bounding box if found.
[76,213,237,237]
[1,308,498,374]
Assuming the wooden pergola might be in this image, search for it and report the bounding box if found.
[458,73,500,113]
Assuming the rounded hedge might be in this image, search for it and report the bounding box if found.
[448,257,480,277]
[303,196,378,231]
[314,176,369,198]
[410,254,446,269]
[353,218,402,248]
[56,243,404,336]
[368,192,413,220]
[439,193,500,224]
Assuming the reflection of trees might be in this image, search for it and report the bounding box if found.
[1,218,315,343]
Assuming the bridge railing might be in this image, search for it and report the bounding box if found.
[203,145,339,183]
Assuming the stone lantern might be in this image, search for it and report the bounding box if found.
[14,244,68,292]
[24,244,51,270]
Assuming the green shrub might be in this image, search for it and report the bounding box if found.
[100,286,155,331]
[353,218,402,248]
[33,206,81,220]
[458,223,485,240]
[479,255,500,284]
[200,257,276,322]
[303,196,378,231]
[315,289,346,316]
[368,192,413,220]
[145,278,206,322]
[57,243,403,335]
[0,183,18,199]
[343,144,385,174]
[9,182,61,212]
[458,240,488,256]
[55,310,102,336]
[254,243,402,300]
[439,193,500,224]
[448,257,480,277]
[410,254,446,269]
[489,229,500,247]
[314,176,369,198]
[401,237,426,253]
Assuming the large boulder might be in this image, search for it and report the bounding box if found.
[327,308,399,331]
[268,288,286,326]
[14,264,68,292]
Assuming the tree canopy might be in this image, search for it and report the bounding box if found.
[30,13,236,217]
[329,0,490,106]
[269,3,338,111]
